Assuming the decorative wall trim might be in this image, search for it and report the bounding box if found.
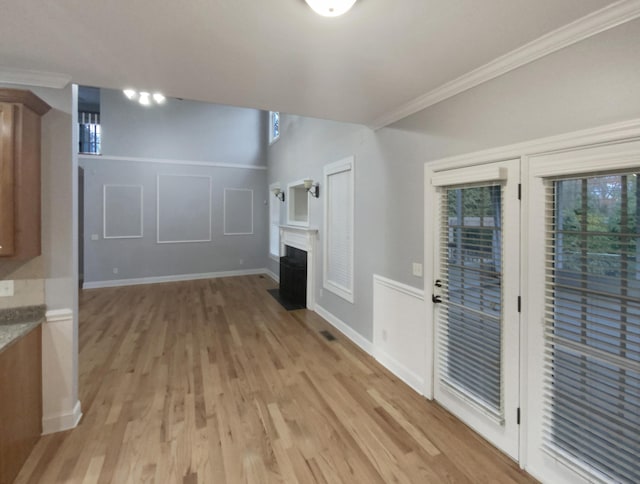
[103,184,144,239]
[45,308,74,323]
[372,275,428,397]
[428,118,640,172]
[370,0,640,129]
[223,188,254,235]
[156,174,212,244]
[42,400,82,435]
[314,304,373,355]
[82,268,269,289]
[372,274,425,300]
[79,154,267,171]
[0,67,71,89]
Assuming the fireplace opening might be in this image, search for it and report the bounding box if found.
[272,245,307,310]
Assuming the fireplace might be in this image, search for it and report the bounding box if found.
[279,246,307,306]
[278,225,318,310]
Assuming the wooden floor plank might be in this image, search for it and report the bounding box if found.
[14,275,536,483]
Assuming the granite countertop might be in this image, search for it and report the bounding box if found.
[0,305,45,353]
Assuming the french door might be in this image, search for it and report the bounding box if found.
[526,141,640,484]
[430,159,520,459]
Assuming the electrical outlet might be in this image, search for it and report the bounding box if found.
[0,280,14,297]
[91,234,99,241]
[412,262,423,277]
[113,268,119,274]
[239,259,244,265]
[382,329,388,342]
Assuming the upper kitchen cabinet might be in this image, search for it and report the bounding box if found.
[0,89,50,259]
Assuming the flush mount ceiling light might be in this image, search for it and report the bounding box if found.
[122,89,166,106]
[305,0,357,17]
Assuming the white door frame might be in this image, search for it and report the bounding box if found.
[423,117,640,481]
[426,159,521,460]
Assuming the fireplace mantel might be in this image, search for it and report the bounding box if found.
[279,225,318,309]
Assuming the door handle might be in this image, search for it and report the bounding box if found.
[432,294,442,304]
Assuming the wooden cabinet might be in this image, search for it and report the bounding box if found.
[0,325,42,484]
[0,89,50,259]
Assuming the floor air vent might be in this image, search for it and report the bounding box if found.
[320,330,336,341]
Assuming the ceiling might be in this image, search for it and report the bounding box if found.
[0,0,620,125]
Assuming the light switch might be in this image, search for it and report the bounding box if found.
[91,234,99,241]
[0,280,14,297]
[412,262,423,277]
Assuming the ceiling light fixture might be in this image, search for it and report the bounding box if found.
[138,92,151,106]
[122,89,166,106]
[305,0,357,17]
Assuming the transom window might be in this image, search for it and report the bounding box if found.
[269,111,280,144]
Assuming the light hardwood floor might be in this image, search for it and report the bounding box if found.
[16,275,536,483]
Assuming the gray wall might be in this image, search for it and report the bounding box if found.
[81,89,269,284]
[268,18,640,341]
[101,88,267,165]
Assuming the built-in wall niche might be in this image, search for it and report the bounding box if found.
[287,180,310,226]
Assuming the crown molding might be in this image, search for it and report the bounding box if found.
[370,0,640,130]
[426,117,640,172]
[0,67,71,89]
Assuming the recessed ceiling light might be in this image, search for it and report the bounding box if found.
[123,89,137,100]
[305,0,357,17]
[153,93,166,104]
[139,92,151,106]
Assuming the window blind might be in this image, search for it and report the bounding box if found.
[438,184,504,420]
[326,167,353,296]
[544,174,640,483]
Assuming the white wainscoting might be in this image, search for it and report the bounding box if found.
[372,275,427,395]
[42,309,83,434]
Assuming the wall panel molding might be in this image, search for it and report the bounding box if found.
[103,184,144,239]
[156,174,212,244]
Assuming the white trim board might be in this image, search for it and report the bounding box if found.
[314,304,373,355]
[264,269,279,283]
[82,268,270,289]
[42,400,82,435]
[79,154,267,171]
[370,0,640,129]
[0,66,71,89]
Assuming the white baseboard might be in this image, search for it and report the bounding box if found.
[314,304,373,354]
[372,348,425,394]
[83,268,270,289]
[42,400,82,435]
[264,269,279,283]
